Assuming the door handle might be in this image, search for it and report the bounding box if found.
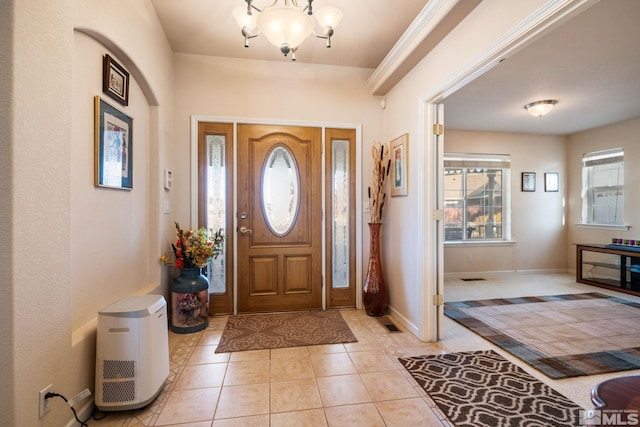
[239,226,253,234]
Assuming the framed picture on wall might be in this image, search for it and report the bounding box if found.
[94,96,133,190]
[545,172,559,192]
[522,172,536,192]
[102,54,130,106]
[390,133,408,196]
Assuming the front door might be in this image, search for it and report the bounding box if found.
[237,124,323,312]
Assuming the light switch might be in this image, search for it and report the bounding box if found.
[163,201,170,214]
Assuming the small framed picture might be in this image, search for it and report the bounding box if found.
[522,172,536,192]
[545,172,559,192]
[102,54,129,106]
[390,133,408,196]
[95,96,133,190]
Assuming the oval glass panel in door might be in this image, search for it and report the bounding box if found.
[261,145,300,236]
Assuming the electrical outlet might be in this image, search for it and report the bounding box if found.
[39,384,52,418]
[467,255,473,263]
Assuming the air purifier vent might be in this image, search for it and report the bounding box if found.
[102,380,136,403]
[103,359,135,379]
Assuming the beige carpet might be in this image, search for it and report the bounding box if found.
[445,292,640,379]
[215,310,358,353]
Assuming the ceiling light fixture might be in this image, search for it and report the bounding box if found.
[233,0,343,61]
[524,100,558,118]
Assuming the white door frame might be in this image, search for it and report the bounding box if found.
[418,0,599,341]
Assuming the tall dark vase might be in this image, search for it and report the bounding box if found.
[171,267,209,333]
[363,223,388,316]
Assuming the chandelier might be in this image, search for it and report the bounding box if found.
[232,0,343,61]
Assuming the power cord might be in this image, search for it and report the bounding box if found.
[45,392,89,426]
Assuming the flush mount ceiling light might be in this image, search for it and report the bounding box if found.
[524,100,558,118]
[233,0,343,61]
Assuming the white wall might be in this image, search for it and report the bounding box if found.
[566,117,640,269]
[1,0,174,425]
[444,130,567,273]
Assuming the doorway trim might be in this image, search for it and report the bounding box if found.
[417,0,599,341]
[189,116,363,314]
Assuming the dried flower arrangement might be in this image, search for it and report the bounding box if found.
[368,141,390,223]
[161,222,224,268]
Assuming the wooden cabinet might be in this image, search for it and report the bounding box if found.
[576,244,640,295]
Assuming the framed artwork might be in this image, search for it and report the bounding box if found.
[390,133,408,196]
[94,96,133,190]
[545,172,559,192]
[522,172,536,192]
[102,54,130,106]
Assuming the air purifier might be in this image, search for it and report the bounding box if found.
[95,295,169,411]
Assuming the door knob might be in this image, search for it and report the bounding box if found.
[239,226,253,234]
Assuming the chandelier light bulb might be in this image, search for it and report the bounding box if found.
[232,6,258,30]
[258,5,314,52]
[314,7,343,29]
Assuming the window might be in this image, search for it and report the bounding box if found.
[582,148,624,225]
[444,153,510,242]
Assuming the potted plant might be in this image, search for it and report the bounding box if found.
[162,222,224,333]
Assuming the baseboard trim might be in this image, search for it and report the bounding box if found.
[445,268,570,278]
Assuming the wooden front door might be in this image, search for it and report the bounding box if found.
[237,124,322,313]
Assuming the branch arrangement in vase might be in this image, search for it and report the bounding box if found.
[368,141,390,223]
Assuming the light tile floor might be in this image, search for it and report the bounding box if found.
[90,272,640,426]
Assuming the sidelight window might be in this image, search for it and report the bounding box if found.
[205,134,227,293]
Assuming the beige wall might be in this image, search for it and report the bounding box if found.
[566,117,640,270]
[72,32,152,329]
[378,0,548,333]
[5,2,73,426]
[2,0,174,425]
[3,0,620,424]
[171,54,384,283]
[0,0,13,422]
[443,130,568,273]
[171,54,382,230]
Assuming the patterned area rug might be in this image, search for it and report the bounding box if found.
[445,292,640,379]
[400,350,583,427]
[215,310,357,353]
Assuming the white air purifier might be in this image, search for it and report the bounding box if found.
[95,295,169,411]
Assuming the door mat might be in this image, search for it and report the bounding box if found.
[215,310,357,353]
[445,292,640,379]
[400,350,583,427]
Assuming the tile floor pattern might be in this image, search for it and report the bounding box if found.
[90,273,640,426]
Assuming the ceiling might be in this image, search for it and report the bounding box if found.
[443,0,640,135]
[151,0,430,69]
[151,0,640,136]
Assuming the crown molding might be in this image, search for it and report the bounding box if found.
[367,0,460,95]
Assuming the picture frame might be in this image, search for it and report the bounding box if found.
[545,172,559,192]
[94,96,133,190]
[102,54,130,106]
[522,172,536,192]
[390,133,408,196]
